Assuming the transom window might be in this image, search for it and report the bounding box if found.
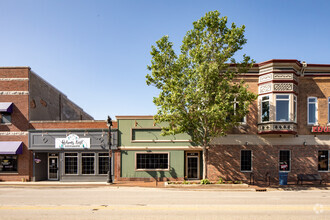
[308,97,317,125]
[136,153,169,170]
[98,153,109,175]
[82,153,95,175]
[318,150,329,171]
[279,150,290,172]
[65,153,78,174]
[276,95,290,122]
[261,96,270,122]
[240,150,252,172]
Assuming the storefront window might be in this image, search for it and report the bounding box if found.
[261,96,270,122]
[0,155,17,172]
[308,97,317,125]
[318,150,329,171]
[98,153,109,175]
[279,150,290,172]
[136,153,169,170]
[0,113,11,123]
[276,95,289,122]
[82,153,95,174]
[240,150,252,172]
[65,153,78,174]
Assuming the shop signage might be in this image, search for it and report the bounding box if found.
[55,134,90,149]
[311,126,330,133]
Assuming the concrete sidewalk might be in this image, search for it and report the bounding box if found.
[0,180,329,191]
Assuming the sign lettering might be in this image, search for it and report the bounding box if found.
[311,126,330,133]
[55,134,90,149]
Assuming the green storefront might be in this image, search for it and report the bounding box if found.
[117,116,202,181]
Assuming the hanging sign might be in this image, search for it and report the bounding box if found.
[311,126,330,133]
[55,134,90,149]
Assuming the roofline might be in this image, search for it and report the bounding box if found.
[116,115,154,119]
[29,120,110,123]
[0,66,31,69]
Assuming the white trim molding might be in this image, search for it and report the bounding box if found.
[0,131,28,136]
[0,91,29,95]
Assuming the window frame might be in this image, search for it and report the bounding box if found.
[98,152,109,175]
[275,95,290,122]
[307,97,318,125]
[234,97,246,124]
[64,152,79,175]
[293,95,297,123]
[318,150,329,172]
[81,152,96,175]
[0,155,18,173]
[135,152,170,171]
[328,97,330,125]
[0,112,12,124]
[261,95,270,122]
[240,150,252,172]
[279,150,291,172]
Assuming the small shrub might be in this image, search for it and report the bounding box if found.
[217,177,224,184]
[200,179,211,185]
[227,180,233,184]
[183,180,190,184]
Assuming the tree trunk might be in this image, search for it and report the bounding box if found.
[202,145,207,179]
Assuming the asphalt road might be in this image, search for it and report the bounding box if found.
[0,186,329,220]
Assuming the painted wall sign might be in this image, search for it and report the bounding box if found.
[311,126,330,133]
[55,134,90,149]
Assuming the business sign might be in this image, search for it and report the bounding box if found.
[55,134,90,149]
[311,126,330,133]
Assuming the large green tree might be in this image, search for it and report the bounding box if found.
[146,11,257,179]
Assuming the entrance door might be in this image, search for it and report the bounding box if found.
[187,152,199,179]
[48,157,58,180]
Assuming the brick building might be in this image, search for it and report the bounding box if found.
[115,59,330,184]
[0,67,93,181]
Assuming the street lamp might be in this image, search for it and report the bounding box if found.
[107,116,113,184]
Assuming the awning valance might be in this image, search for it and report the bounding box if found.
[0,102,13,113]
[0,142,23,154]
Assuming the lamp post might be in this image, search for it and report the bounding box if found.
[107,116,113,184]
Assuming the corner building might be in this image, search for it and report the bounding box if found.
[116,60,330,184]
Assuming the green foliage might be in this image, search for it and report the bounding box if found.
[183,180,190,184]
[200,179,211,184]
[146,10,257,178]
[217,177,224,184]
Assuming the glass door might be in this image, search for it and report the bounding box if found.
[187,156,199,179]
[48,157,58,180]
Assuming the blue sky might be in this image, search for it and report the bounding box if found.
[1,0,330,120]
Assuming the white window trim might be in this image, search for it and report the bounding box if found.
[279,150,291,173]
[328,97,330,125]
[293,95,297,123]
[64,152,79,175]
[318,150,329,172]
[275,94,291,122]
[307,97,318,125]
[260,95,270,123]
[240,150,252,172]
[234,97,246,124]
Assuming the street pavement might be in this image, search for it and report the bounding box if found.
[0,186,329,219]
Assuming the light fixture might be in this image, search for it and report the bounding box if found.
[245,142,248,146]
[303,142,307,146]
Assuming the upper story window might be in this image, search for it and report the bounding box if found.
[293,96,297,122]
[261,96,270,122]
[328,97,330,124]
[0,113,11,124]
[276,95,290,122]
[307,97,317,125]
[234,97,246,124]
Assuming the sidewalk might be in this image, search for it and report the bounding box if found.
[0,180,329,191]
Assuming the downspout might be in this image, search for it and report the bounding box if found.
[301,61,307,77]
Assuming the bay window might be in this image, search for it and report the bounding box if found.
[276,95,290,122]
[261,96,270,122]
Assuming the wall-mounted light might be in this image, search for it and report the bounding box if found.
[245,142,248,146]
[135,120,138,127]
[303,142,307,146]
[84,131,88,136]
